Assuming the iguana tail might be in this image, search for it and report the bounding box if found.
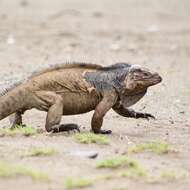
[0,85,30,120]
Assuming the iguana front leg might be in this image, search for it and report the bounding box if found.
[113,104,155,120]
[91,91,118,134]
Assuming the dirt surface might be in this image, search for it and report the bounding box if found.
[0,0,190,189]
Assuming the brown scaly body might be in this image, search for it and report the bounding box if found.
[0,62,162,134]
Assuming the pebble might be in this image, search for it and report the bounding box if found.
[68,150,98,159]
[7,34,16,45]
[146,25,160,33]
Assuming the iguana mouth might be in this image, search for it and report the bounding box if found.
[150,72,162,84]
[136,72,162,85]
[122,89,147,96]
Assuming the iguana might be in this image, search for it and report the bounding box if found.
[0,62,162,134]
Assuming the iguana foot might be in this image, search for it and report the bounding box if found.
[52,124,80,133]
[94,129,112,135]
[11,124,26,129]
[135,112,155,120]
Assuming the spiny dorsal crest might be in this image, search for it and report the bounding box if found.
[31,62,102,78]
[0,62,102,97]
[0,80,24,97]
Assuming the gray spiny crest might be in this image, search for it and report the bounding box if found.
[84,63,131,93]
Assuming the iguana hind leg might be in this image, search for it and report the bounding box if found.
[33,91,63,132]
[9,111,23,128]
[33,91,81,133]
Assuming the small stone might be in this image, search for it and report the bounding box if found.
[7,34,15,45]
[146,25,159,33]
[119,135,124,140]
[92,11,103,18]
[170,45,177,51]
[68,150,98,159]
[20,0,29,7]
[110,44,120,51]
[169,120,174,124]
[128,43,137,52]
[114,149,119,154]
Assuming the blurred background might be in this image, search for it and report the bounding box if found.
[0,0,190,71]
[0,0,190,190]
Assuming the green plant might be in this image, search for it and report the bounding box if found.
[0,161,48,181]
[96,156,138,169]
[26,147,58,157]
[64,177,93,189]
[128,141,170,154]
[0,125,37,137]
[74,133,109,145]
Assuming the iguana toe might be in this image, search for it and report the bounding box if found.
[135,112,155,120]
[143,113,156,120]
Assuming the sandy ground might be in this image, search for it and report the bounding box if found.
[0,0,190,189]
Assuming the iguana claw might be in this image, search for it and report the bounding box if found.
[136,112,155,120]
[144,113,155,120]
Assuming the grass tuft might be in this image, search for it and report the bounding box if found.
[0,161,48,181]
[74,133,109,145]
[146,170,190,183]
[0,125,38,137]
[120,167,146,179]
[185,89,190,96]
[64,177,93,189]
[160,170,190,181]
[160,171,178,180]
[128,141,170,154]
[96,156,146,180]
[96,156,139,169]
[26,147,58,157]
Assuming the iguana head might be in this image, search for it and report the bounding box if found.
[124,65,162,92]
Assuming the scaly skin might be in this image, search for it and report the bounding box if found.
[0,62,162,134]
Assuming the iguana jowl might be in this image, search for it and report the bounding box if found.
[0,63,162,134]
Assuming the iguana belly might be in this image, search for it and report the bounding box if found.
[61,92,102,115]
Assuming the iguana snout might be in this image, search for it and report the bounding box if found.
[149,72,162,84]
[124,65,162,91]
